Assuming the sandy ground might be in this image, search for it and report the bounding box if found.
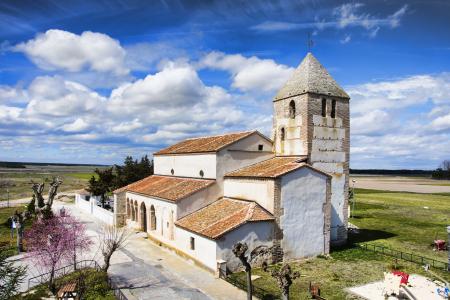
[347,274,448,300]
[350,176,450,194]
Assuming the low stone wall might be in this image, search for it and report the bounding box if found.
[75,193,114,225]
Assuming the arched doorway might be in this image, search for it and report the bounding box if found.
[140,202,147,232]
[150,205,156,230]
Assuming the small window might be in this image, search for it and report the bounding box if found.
[258,144,264,151]
[280,127,285,141]
[190,237,195,250]
[289,100,296,119]
[85,195,90,201]
[331,99,336,118]
[199,170,204,177]
[167,222,169,228]
[321,99,327,117]
[170,168,174,175]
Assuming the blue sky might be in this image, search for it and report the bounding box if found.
[0,0,449,169]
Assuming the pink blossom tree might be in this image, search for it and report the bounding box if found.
[60,211,93,269]
[24,211,91,293]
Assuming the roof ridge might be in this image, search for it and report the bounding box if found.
[184,130,255,141]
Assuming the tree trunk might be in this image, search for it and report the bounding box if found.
[103,251,112,272]
[49,267,56,294]
[245,265,252,300]
[282,289,289,300]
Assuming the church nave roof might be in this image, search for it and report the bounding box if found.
[175,198,274,239]
[113,175,214,202]
[225,156,309,178]
[154,130,268,155]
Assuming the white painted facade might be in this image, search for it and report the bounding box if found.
[280,167,330,259]
[224,178,275,213]
[154,153,217,179]
[216,222,274,271]
[75,193,114,225]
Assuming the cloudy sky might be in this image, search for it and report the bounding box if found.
[0,0,449,169]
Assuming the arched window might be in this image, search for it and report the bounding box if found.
[131,200,135,221]
[126,198,130,218]
[331,99,336,118]
[280,127,285,141]
[289,100,296,119]
[134,201,138,222]
[150,205,156,231]
[321,98,327,117]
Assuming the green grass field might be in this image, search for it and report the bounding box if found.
[0,206,31,255]
[350,188,450,260]
[231,188,450,300]
[0,170,97,201]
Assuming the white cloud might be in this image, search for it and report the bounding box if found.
[251,4,408,38]
[15,29,128,75]
[61,118,90,132]
[199,51,294,92]
[25,76,105,118]
[431,114,450,131]
[348,73,450,114]
[0,85,27,104]
[352,110,392,135]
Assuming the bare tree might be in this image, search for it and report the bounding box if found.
[99,225,130,272]
[31,177,63,219]
[262,263,300,300]
[232,242,253,300]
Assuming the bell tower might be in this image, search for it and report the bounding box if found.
[272,52,350,245]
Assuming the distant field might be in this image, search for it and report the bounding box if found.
[0,164,103,201]
[351,175,450,193]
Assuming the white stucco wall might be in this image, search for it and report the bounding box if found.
[154,153,217,179]
[176,184,220,219]
[280,167,329,259]
[175,227,218,271]
[223,178,275,213]
[216,221,274,271]
[75,193,114,225]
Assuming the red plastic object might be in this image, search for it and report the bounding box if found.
[392,270,409,285]
[434,240,446,251]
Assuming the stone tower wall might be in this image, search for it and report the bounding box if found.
[307,94,349,244]
[272,94,309,156]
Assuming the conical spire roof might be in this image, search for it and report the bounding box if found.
[274,53,349,100]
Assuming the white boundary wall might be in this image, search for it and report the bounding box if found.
[75,193,114,225]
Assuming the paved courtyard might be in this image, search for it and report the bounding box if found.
[13,201,248,300]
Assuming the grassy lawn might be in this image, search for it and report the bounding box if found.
[231,188,450,299]
[230,246,450,300]
[350,188,450,261]
[0,206,31,255]
[0,171,95,201]
[13,268,115,300]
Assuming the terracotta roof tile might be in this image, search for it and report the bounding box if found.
[175,198,274,239]
[113,175,214,202]
[225,156,307,178]
[154,131,258,155]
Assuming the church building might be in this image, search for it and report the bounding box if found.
[113,52,350,273]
